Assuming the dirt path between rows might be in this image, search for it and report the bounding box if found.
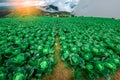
[42,35,74,80]
[42,29,120,80]
[42,35,120,80]
[96,69,120,80]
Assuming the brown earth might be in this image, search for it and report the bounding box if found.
[42,36,74,80]
[96,69,120,80]
[42,31,120,80]
[42,36,120,80]
[113,69,120,80]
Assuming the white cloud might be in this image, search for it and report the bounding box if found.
[44,0,80,12]
[0,0,80,12]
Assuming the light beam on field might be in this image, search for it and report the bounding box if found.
[10,0,42,17]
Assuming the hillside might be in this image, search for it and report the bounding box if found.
[0,7,72,18]
[0,8,11,17]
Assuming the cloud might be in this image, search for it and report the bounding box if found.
[0,0,7,2]
[49,0,80,12]
[0,0,80,12]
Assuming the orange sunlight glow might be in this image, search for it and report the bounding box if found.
[23,1,33,6]
[10,0,41,17]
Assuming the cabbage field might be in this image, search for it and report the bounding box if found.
[0,17,120,80]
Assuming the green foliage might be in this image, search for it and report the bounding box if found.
[59,17,120,80]
[0,16,120,80]
[0,17,56,80]
[13,73,25,80]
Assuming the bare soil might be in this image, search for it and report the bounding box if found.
[96,69,120,80]
[42,36,74,80]
[42,31,120,80]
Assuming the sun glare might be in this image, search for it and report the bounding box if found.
[23,1,33,7]
[10,0,41,17]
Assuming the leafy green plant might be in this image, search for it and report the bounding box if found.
[59,17,120,80]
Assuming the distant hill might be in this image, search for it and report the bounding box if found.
[0,7,73,18]
[0,8,11,17]
[0,7,44,18]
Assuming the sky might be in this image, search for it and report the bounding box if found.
[1,0,120,18]
[73,0,120,18]
[0,0,79,12]
[0,0,7,2]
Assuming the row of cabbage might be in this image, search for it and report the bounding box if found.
[0,17,57,80]
[0,16,120,80]
[58,17,120,80]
